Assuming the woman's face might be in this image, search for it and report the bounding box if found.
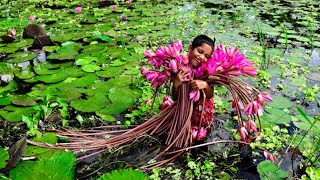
[188,43,213,68]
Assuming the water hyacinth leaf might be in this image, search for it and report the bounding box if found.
[95,112,117,122]
[97,168,148,180]
[0,106,36,122]
[257,161,289,180]
[82,64,101,72]
[96,66,123,78]
[9,151,76,180]
[0,148,9,169]
[267,96,292,109]
[75,57,98,66]
[7,52,37,63]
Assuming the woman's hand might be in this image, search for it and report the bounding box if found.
[189,80,209,90]
[173,71,189,88]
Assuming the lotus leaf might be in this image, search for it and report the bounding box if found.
[267,96,292,109]
[0,106,36,122]
[9,151,76,180]
[81,64,101,72]
[7,52,37,63]
[75,56,99,66]
[0,148,9,169]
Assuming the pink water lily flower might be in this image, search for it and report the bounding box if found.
[110,5,117,10]
[245,118,258,132]
[264,151,277,163]
[75,7,82,13]
[189,90,200,102]
[257,92,272,106]
[169,59,178,73]
[160,96,174,110]
[9,29,16,37]
[29,16,35,23]
[192,126,207,140]
[244,101,263,116]
[239,126,248,141]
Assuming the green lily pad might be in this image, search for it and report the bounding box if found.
[97,169,148,180]
[95,112,117,122]
[43,46,60,52]
[96,66,123,78]
[0,148,9,169]
[306,72,320,81]
[277,38,292,44]
[9,151,76,180]
[266,66,283,76]
[68,73,98,87]
[291,115,320,132]
[267,96,292,109]
[0,62,14,75]
[261,108,291,125]
[105,76,133,87]
[12,98,37,106]
[61,41,83,52]
[6,39,33,48]
[47,46,78,60]
[33,63,59,75]
[0,96,11,106]
[257,161,289,180]
[94,33,112,42]
[0,47,19,53]
[0,80,19,94]
[14,66,35,80]
[0,106,36,122]
[288,77,307,87]
[70,95,110,112]
[7,52,37,63]
[285,56,304,63]
[75,57,98,66]
[110,59,127,67]
[82,64,101,72]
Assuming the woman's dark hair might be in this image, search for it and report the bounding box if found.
[191,35,216,50]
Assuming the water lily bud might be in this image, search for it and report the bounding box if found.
[29,16,35,23]
[9,29,16,36]
[145,99,152,105]
[75,7,82,13]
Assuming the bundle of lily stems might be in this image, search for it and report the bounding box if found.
[29,42,272,169]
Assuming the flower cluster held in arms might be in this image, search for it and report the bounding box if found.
[141,41,272,146]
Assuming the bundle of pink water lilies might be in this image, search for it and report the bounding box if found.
[141,41,272,143]
[29,41,274,168]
